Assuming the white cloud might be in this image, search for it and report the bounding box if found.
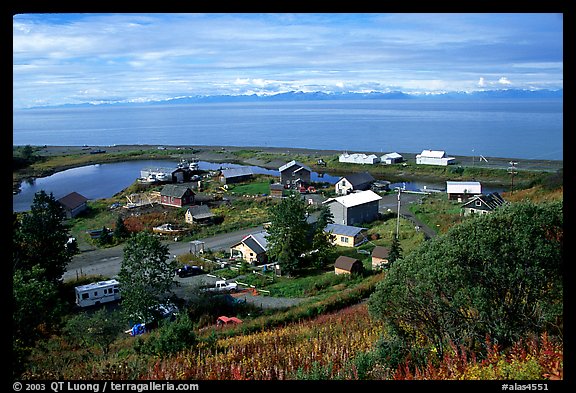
[498,77,512,85]
[478,77,485,87]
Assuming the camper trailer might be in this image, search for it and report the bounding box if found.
[75,279,121,307]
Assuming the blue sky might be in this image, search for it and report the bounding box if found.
[13,13,563,108]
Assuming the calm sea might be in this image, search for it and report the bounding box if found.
[13,99,563,161]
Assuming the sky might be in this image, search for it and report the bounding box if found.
[12,13,564,109]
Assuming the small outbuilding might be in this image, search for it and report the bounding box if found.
[334,255,364,275]
[185,205,215,224]
[219,167,254,184]
[371,246,390,269]
[57,191,89,218]
[380,152,404,165]
[416,150,456,166]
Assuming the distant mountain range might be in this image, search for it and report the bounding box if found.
[33,88,564,109]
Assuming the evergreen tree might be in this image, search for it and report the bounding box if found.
[14,190,71,284]
[388,235,403,265]
[310,205,336,269]
[266,193,310,276]
[113,215,130,240]
[118,231,176,325]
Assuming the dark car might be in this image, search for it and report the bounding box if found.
[176,265,204,278]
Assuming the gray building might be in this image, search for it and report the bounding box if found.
[279,160,311,188]
[335,171,375,195]
[322,190,382,226]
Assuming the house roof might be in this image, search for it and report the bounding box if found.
[381,152,403,159]
[186,205,214,219]
[233,230,268,254]
[418,149,446,158]
[160,184,194,197]
[446,181,482,194]
[325,223,367,237]
[339,172,375,187]
[57,192,89,210]
[217,316,243,324]
[462,192,506,210]
[279,160,312,173]
[220,167,254,179]
[334,255,361,271]
[323,190,382,208]
[371,246,389,259]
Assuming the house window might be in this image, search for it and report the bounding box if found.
[341,236,349,243]
[475,200,482,207]
[342,180,346,186]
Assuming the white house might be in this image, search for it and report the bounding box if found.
[380,152,404,164]
[339,153,380,165]
[446,181,482,201]
[416,150,456,166]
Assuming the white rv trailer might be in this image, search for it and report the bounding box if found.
[75,279,121,307]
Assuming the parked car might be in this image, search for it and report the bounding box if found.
[176,264,204,278]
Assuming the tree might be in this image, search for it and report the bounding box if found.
[118,231,176,325]
[63,308,125,356]
[265,193,310,276]
[113,215,130,240]
[368,201,563,355]
[14,190,72,284]
[388,235,402,265]
[309,205,336,269]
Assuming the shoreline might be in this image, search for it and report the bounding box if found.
[13,144,563,195]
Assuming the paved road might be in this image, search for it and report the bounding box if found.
[64,226,263,282]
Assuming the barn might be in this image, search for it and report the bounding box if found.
[416,150,456,166]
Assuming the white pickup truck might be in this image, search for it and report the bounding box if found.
[203,280,238,293]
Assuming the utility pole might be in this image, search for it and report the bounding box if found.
[508,161,518,194]
[396,187,401,239]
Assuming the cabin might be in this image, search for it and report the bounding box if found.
[279,160,312,189]
[75,279,121,307]
[323,190,382,226]
[380,152,404,164]
[462,192,506,216]
[416,150,456,166]
[446,181,482,202]
[57,191,89,218]
[160,184,195,207]
[371,246,390,269]
[324,223,368,247]
[339,153,380,165]
[185,205,215,224]
[219,167,254,184]
[230,230,268,265]
[334,255,364,275]
[335,172,375,195]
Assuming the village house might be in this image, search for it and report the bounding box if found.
[446,181,482,202]
[371,245,390,269]
[462,192,506,216]
[160,184,195,208]
[185,205,215,224]
[339,153,380,165]
[57,191,89,218]
[380,152,404,164]
[334,255,364,275]
[324,223,368,247]
[416,149,456,166]
[335,172,376,195]
[230,230,268,265]
[219,167,254,185]
[323,190,382,226]
[279,160,312,189]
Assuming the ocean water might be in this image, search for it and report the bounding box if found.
[13,99,563,160]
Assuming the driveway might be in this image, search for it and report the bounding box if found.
[378,191,437,239]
